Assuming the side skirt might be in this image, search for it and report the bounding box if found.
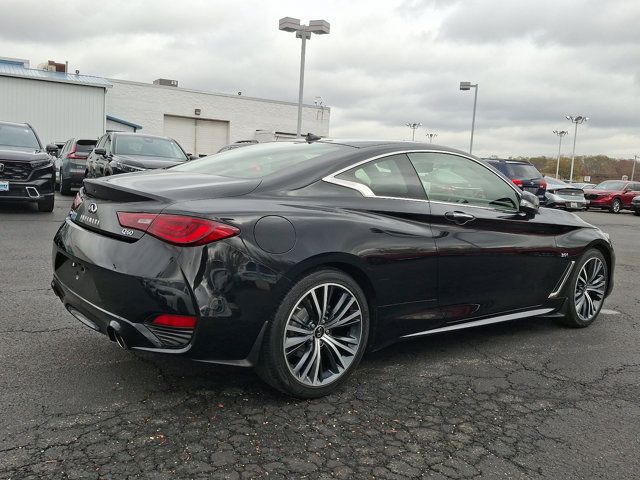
[400,308,555,339]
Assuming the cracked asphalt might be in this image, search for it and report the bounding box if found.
[1,193,639,479]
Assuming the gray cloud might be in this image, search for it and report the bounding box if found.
[1,0,638,157]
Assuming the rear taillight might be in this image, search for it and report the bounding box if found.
[539,180,547,190]
[70,192,83,211]
[66,146,84,159]
[117,212,239,246]
[151,314,197,329]
[512,179,523,188]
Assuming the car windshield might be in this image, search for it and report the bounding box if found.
[0,124,40,149]
[114,135,187,160]
[594,180,626,190]
[171,142,348,179]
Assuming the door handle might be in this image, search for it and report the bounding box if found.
[444,211,476,225]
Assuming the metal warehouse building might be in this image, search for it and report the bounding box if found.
[0,58,330,155]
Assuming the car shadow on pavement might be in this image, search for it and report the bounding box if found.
[123,316,562,400]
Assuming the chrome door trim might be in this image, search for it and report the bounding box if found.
[322,149,523,202]
[401,307,554,338]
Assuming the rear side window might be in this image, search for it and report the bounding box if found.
[334,154,425,200]
[487,161,510,176]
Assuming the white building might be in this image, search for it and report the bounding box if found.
[0,58,331,155]
[0,59,110,144]
[106,79,331,155]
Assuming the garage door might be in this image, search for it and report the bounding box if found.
[163,115,229,156]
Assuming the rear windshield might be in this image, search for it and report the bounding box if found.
[0,124,40,149]
[171,142,348,179]
[114,135,187,160]
[75,140,96,153]
[506,163,541,180]
[594,180,626,190]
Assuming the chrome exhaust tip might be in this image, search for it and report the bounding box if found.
[25,186,40,198]
[113,331,128,349]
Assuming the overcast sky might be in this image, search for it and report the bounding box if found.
[2,0,639,157]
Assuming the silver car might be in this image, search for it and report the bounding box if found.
[545,177,588,210]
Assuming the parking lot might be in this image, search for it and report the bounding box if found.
[0,193,638,479]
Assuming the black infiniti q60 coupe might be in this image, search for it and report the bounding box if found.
[52,140,614,397]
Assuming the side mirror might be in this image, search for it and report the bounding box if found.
[94,148,106,156]
[46,144,58,154]
[188,154,199,160]
[519,191,539,216]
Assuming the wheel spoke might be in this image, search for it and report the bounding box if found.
[323,334,357,355]
[323,338,347,371]
[286,324,313,335]
[310,289,323,322]
[285,335,311,354]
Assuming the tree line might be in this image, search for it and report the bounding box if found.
[511,155,638,183]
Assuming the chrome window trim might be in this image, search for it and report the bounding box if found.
[322,149,522,213]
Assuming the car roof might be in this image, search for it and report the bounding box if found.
[111,132,174,141]
[484,158,532,165]
[0,120,30,128]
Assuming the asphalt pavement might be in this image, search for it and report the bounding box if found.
[0,193,638,479]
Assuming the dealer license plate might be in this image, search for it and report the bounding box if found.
[569,202,578,209]
[0,181,8,192]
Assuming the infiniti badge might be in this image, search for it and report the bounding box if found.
[88,203,98,214]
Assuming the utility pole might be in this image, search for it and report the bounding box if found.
[553,130,568,179]
[425,132,438,143]
[406,122,422,141]
[565,115,589,182]
[632,154,638,181]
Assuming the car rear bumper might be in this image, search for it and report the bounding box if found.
[62,167,86,187]
[51,218,281,365]
[546,197,588,210]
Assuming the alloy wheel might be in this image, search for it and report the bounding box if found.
[283,282,363,387]
[574,257,606,322]
[612,199,621,213]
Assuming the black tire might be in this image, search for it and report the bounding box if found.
[37,195,55,212]
[558,248,608,328]
[59,170,72,195]
[256,269,370,398]
[609,198,621,214]
[633,211,640,216]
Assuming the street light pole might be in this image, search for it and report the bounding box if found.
[425,132,438,143]
[553,130,568,179]
[460,81,478,154]
[279,17,330,138]
[632,155,638,181]
[565,115,589,182]
[406,122,422,141]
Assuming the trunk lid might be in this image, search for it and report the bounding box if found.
[73,171,260,240]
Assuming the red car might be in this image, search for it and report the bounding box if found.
[584,180,640,213]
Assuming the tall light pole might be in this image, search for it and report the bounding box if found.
[460,81,478,154]
[279,17,330,138]
[632,154,638,181]
[565,115,589,182]
[553,130,568,179]
[426,132,438,143]
[406,122,422,141]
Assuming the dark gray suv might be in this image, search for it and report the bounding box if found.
[55,138,97,195]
